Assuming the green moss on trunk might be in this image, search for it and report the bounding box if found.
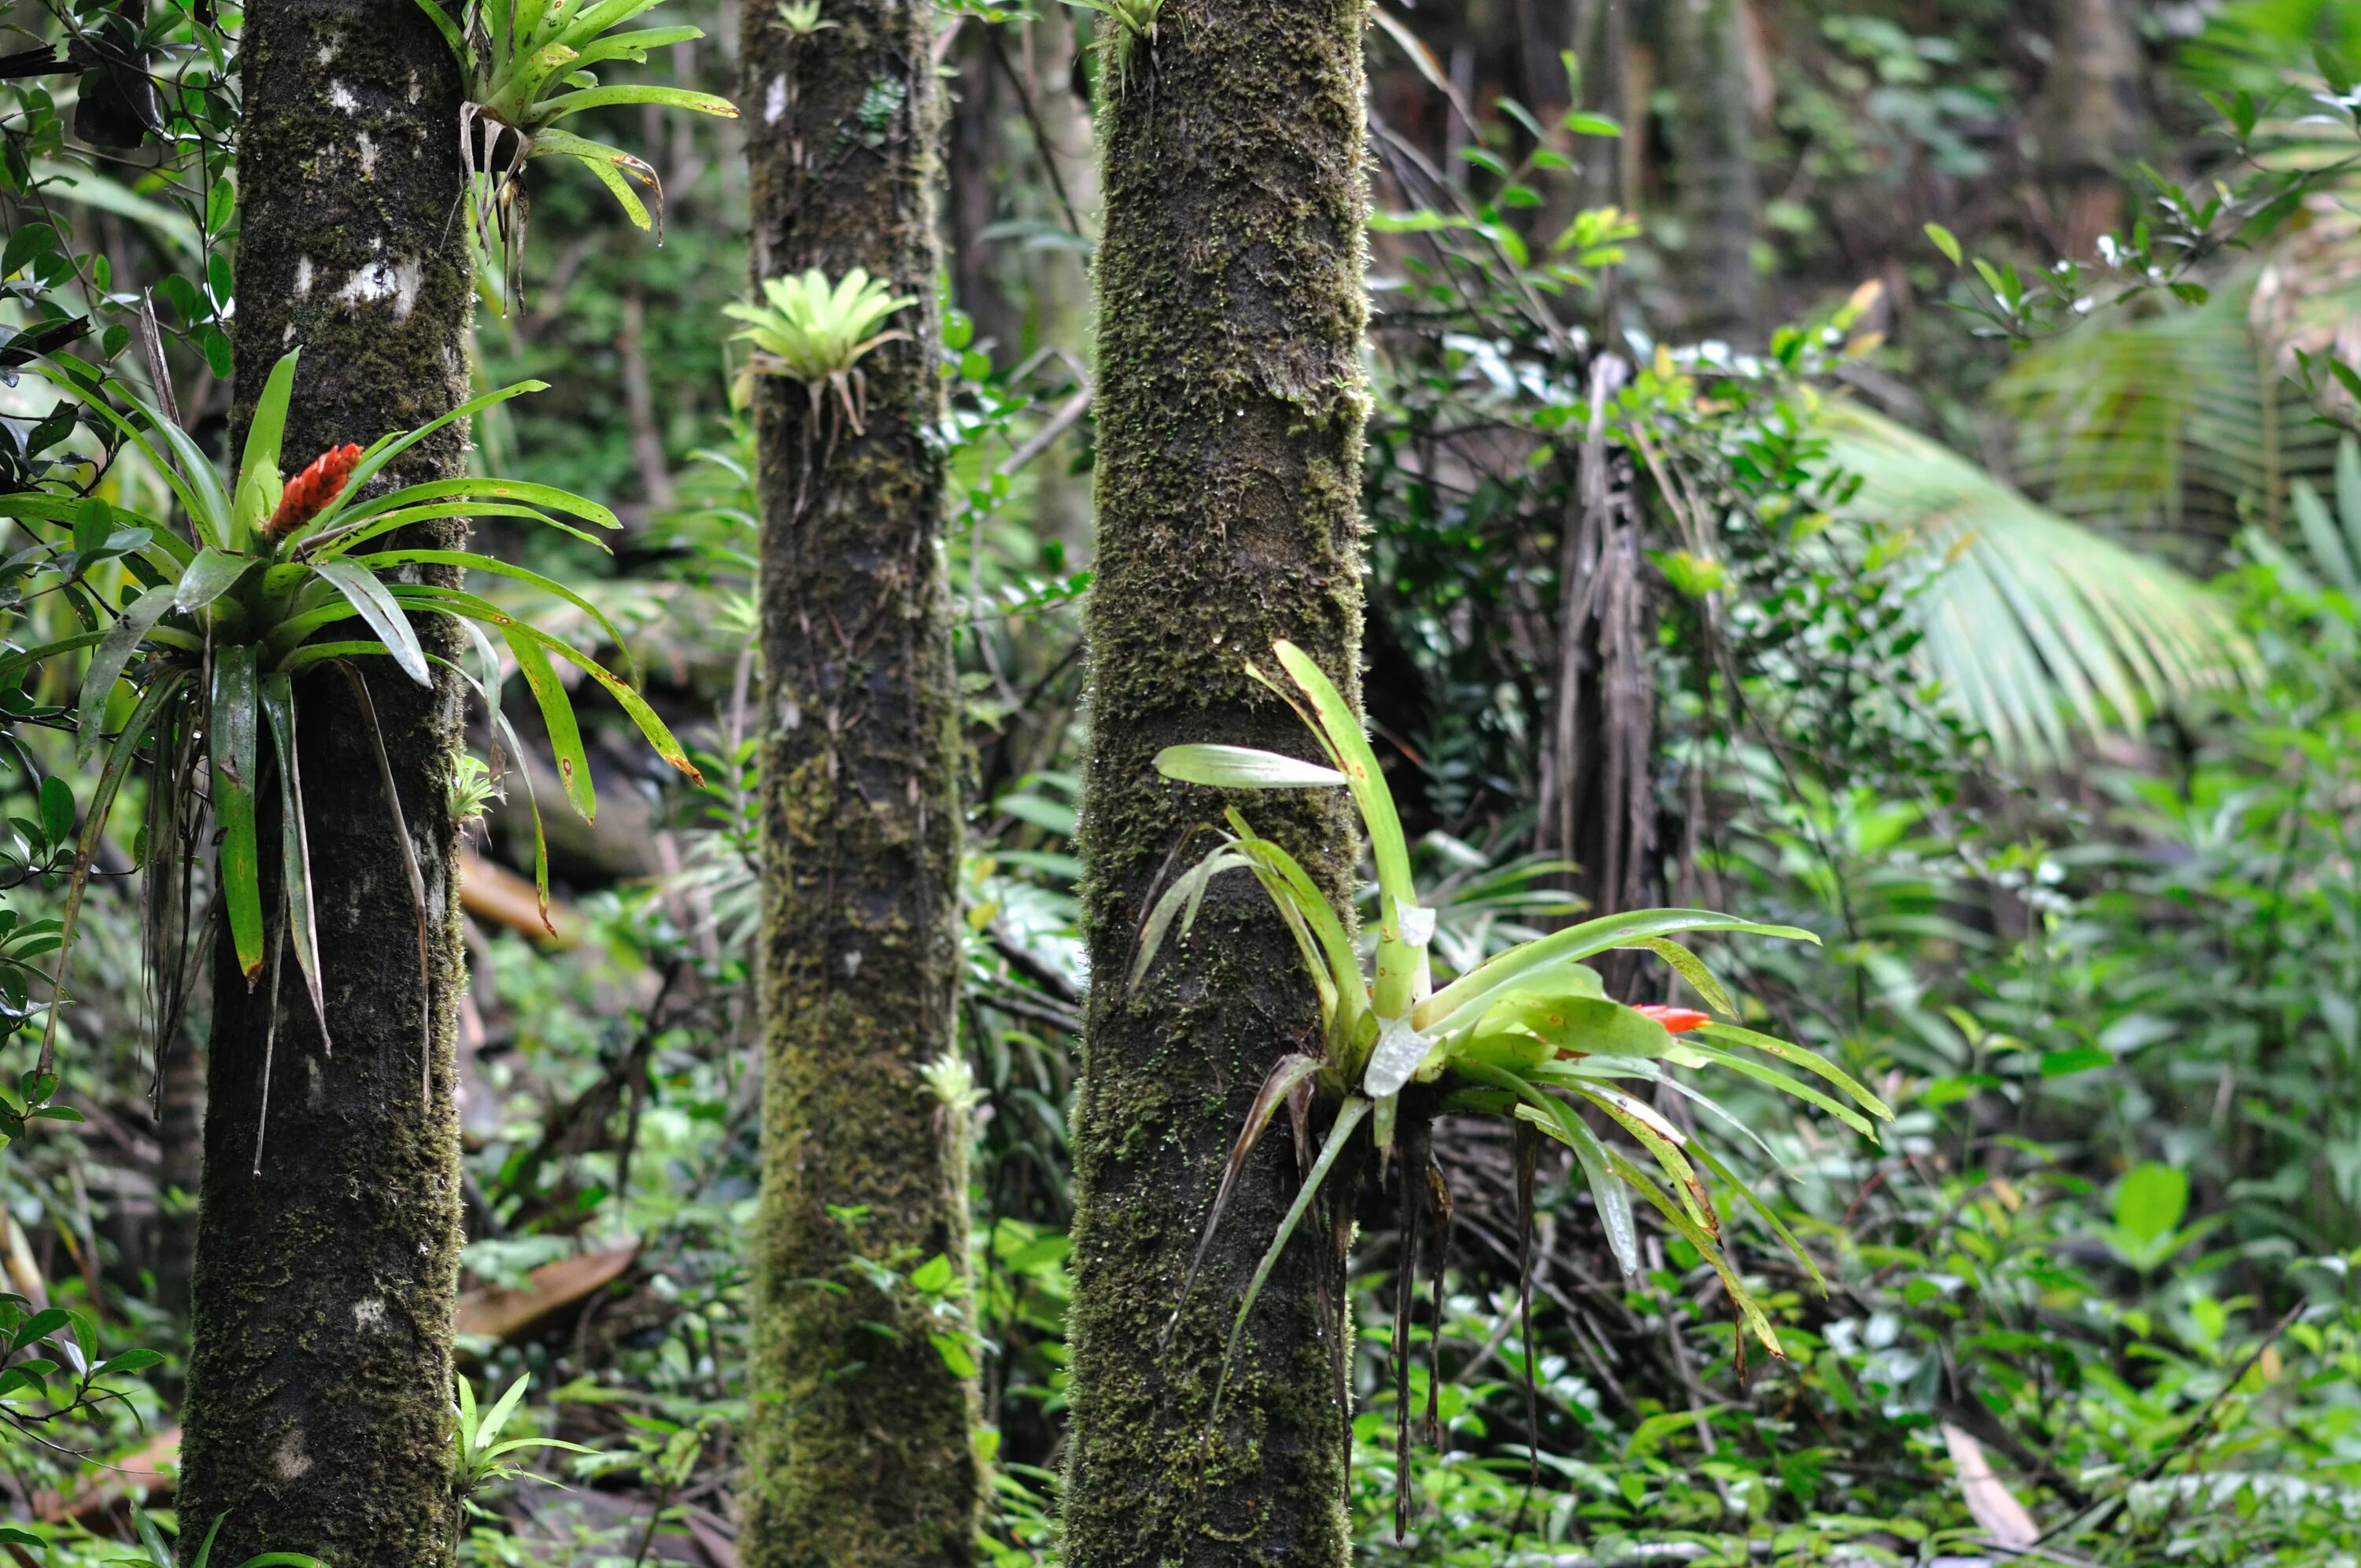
[177,0,473,1561]
[739,0,981,1562]
[1060,0,1372,1559]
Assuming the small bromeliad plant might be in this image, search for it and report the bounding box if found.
[1143,640,1894,1535]
[409,0,739,308]
[453,1371,595,1516]
[6,349,699,1157]
[725,267,915,436]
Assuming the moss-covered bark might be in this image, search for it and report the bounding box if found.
[1060,0,1371,1560]
[739,0,980,1562]
[1668,0,1761,342]
[177,0,473,1560]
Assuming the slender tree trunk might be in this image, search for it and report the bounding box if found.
[1668,0,1761,343]
[1060,0,1371,1559]
[177,0,473,1559]
[2045,0,2145,257]
[739,0,980,1562]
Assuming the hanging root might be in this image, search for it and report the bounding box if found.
[1424,1155,1454,1448]
[1392,1116,1430,1543]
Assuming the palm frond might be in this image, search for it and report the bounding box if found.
[1818,402,2259,766]
[1995,258,2361,555]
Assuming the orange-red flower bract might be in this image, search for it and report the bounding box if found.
[1637,1004,1710,1034]
[264,443,364,539]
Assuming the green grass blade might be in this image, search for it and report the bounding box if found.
[174,546,253,614]
[1675,1042,1875,1137]
[1605,1149,1783,1357]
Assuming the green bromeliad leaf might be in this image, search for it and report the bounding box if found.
[209,645,264,982]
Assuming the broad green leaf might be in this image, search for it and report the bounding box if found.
[211,644,265,981]
[2113,1161,2189,1247]
[1154,743,1348,790]
[174,546,252,614]
[233,349,300,544]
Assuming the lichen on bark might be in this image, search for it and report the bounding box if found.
[739,0,981,1562]
[1060,0,1373,1559]
[176,0,473,1561]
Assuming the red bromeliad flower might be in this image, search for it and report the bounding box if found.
[264,443,364,540]
[1637,1003,1710,1034]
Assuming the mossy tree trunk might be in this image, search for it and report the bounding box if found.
[1668,0,1761,343]
[177,0,474,1559]
[739,0,981,1562]
[2045,0,2145,256]
[1060,0,1371,1561]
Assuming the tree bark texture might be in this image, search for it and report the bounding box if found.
[2046,0,2145,256]
[1668,0,1761,342]
[179,0,474,1559]
[739,0,981,1562]
[1061,0,1371,1560]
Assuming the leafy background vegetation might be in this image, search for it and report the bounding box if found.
[2,0,2361,1561]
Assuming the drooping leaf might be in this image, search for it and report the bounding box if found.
[210,644,265,982]
[504,626,596,821]
[1207,1096,1370,1431]
[1166,1051,1325,1343]
[312,558,430,685]
[260,671,330,1049]
[75,584,176,759]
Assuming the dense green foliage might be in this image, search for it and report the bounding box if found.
[2,0,2360,1561]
